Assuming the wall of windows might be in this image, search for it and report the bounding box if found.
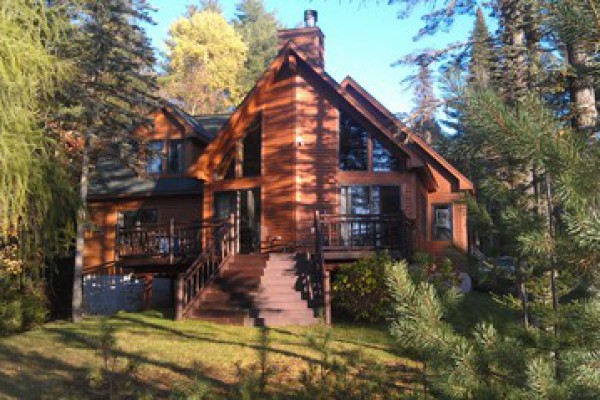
[339,111,401,173]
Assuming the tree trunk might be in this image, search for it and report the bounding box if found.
[567,41,597,133]
[72,132,91,322]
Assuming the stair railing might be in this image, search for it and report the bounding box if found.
[175,214,236,320]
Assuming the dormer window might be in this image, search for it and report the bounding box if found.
[147,141,164,174]
[339,111,401,172]
[167,139,184,173]
[147,139,185,175]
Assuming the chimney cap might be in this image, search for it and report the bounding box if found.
[304,10,318,27]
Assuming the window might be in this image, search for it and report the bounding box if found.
[215,115,262,180]
[432,204,452,241]
[341,186,401,215]
[242,118,261,177]
[147,141,164,174]
[339,112,368,171]
[117,208,158,229]
[339,110,401,172]
[167,139,184,173]
[147,140,185,175]
[372,138,399,172]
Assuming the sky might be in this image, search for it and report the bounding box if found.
[146,0,476,115]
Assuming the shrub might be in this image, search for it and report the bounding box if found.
[332,253,392,322]
[0,274,48,335]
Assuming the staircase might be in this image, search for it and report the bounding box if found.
[187,253,319,326]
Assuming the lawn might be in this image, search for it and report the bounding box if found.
[0,312,416,399]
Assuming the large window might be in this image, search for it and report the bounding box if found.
[432,204,452,241]
[117,208,158,229]
[339,111,401,172]
[339,112,368,171]
[215,115,262,180]
[147,140,184,175]
[341,186,401,215]
[372,138,399,172]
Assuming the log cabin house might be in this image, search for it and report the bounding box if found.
[83,11,473,326]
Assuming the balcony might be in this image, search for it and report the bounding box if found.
[315,213,414,261]
[115,221,221,269]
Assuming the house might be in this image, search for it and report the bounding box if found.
[83,11,473,325]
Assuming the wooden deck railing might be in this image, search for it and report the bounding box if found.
[316,213,413,257]
[175,215,236,320]
[115,220,224,263]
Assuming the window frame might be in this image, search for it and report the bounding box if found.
[431,203,453,242]
[167,139,185,174]
[340,185,402,215]
[338,110,402,173]
[146,139,186,175]
[215,113,262,181]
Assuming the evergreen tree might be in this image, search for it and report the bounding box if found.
[160,8,247,113]
[468,7,495,87]
[60,0,158,321]
[407,58,443,146]
[234,0,281,95]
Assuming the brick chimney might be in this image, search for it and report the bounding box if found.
[277,10,324,68]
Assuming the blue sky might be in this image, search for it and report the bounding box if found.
[146,0,475,114]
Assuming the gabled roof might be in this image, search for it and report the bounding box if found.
[341,77,473,191]
[191,41,473,192]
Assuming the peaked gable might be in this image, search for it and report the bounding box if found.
[191,41,473,192]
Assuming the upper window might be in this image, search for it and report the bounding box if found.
[167,139,184,173]
[147,141,164,174]
[242,118,261,177]
[339,111,401,172]
[339,112,368,171]
[147,140,184,175]
[215,114,262,180]
[432,204,452,241]
[372,138,399,172]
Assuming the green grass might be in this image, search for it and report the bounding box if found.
[0,312,416,399]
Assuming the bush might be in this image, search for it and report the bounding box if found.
[0,274,47,335]
[332,253,392,322]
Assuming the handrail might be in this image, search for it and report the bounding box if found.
[175,214,236,320]
[116,219,227,261]
[316,212,414,257]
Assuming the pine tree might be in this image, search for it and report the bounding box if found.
[234,0,281,95]
[407,57,443,146]
[60,0,158,321]
[468,8,495,87]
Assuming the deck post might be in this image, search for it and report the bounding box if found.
[169,218,175,264]
[175,274,184,320]
[323,269,331,325]
[228,213,236,256]
[144,273,153,310]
